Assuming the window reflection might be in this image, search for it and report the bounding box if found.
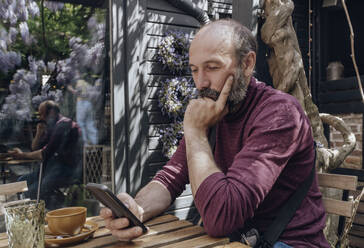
[0,1,110,213]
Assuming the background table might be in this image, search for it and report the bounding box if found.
[0,214,249,248]
[0,159,40,184]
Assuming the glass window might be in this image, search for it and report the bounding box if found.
[0,1,110,214]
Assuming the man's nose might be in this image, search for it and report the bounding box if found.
[195,71,210,89]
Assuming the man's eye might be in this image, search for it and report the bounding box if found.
[191,69,197,73]
[207,66,219,70]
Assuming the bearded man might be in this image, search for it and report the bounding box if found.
[100,19,329,247]
[9,100,82,203]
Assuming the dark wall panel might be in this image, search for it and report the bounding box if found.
[139,0,206,221]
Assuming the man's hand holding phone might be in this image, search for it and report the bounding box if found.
[99,192,146,241]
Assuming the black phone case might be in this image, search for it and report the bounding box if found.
[86,183,147,233]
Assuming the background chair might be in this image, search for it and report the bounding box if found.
[317,172,364,248]
[0,181,29,232]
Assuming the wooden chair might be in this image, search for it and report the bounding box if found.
[0,181,28,198]
[317,172,364,247]
[318,173,357,218]
[0,181,29,232]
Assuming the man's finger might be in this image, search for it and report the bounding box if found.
[100,207,113,218]
[112,226,144,241]
[109,217,130,230]
[217,75,234,106]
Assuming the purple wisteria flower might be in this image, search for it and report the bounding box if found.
[0,56,48,120]
[8,27,18,43]
[47,61,56,73]
[32,84,63,109]
[12,69,37,88]
[89,42,105,73]
[0,0,39,26]
[2,78,32,120]
[19,22,32,45]
[17,0,29,22]
[28,1,40,17]
[44,2,64,12]
[28,56,46,74]
[56,17,106,85]
[88,17,106,43]
[0,1,39,74]
[0,50,21,73]
[0,28,8,49]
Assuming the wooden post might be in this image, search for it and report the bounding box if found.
[110,0,147,195]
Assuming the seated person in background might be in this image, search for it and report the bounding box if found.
[100,19,329,247]
[9,100,83,202]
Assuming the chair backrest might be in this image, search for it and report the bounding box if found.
[317,172,358,217]
[0,181,28,197]
[0,181,29,233]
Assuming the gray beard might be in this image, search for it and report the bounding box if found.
[196,69,248,106]
[228,69,248,105]
[198,88,220,101]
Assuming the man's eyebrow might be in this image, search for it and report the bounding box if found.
[189,60,222,67]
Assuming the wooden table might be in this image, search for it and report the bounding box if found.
[0,214,249,248]
[0,159,40,184]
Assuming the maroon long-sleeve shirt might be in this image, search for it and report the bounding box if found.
[153,77,330,247]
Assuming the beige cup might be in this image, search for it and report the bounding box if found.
[46,207,87,236]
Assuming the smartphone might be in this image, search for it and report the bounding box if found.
[86,183,147,233]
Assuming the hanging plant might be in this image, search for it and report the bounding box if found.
[158,77,195,121]
[157,76,195,158]
[156,31,195,158]
[157,76,196,158]
[156,31,190,74]
[158,122,184,159]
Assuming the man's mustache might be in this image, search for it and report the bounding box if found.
[196,88,220,101]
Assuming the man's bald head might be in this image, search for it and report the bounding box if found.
[196,19,257,68]
[189,19,258,107]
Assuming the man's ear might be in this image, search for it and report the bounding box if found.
[242,51,256,78]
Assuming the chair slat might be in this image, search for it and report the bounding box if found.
[214,241,251,248]
[0,181,28,196]
[358,202,364,214]
[161,235,229,248]
[350,224,364,239]
[322,197,353,217]
[353,213,364,225]
[350,229,364,238]
[348,234,364,248]
[0,237,8,248]
[143,220,193,237]
[144,214,179,226]
[317,173,357,191]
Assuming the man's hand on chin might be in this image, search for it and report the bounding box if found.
[183,75,234,135]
